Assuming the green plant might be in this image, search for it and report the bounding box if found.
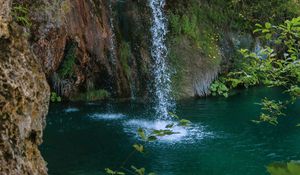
[71,89,110,101]
[12,3,32,27]
[59,42,77,79]
[212,17,300,125]
[120,41,132,78]
[252,98,286,125]
[210,80,229,97]
[267,161,300,175]
[50,92,61,103]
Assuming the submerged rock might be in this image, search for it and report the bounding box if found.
[0,0,50,174]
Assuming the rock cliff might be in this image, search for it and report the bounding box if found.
[28,0,152,100]
[0,0,50,174]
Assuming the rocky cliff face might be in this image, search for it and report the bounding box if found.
[26,0,152,100]
[7,0,238,102]
[0,0,50,174]
[26,0,230,100]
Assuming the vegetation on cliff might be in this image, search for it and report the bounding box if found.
[211,16,300,125]
[166,0,300,98]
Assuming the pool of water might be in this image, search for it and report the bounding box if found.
[41,88,300,175]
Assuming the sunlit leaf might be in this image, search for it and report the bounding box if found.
[133,144,144,153]
[267,161,300,175]
[178,119,191,126]
[137,128,147,141]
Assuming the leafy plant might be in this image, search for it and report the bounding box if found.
[210,80,229,97]
[267,161,300,175]
[59,42,77,79]
[50,92,61,103]
[105,168,125,175]
[212,17,300,125]
[252,98,286,125]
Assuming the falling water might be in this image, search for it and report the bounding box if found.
[108,0,117,65]
[149,0,175,118]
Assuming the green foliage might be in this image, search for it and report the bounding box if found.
[105,168,125,175]
[212,17,300,125]
[50,92,61,103]
[59,42,77,79]
[228,0,300,31]
[12,3,32,27]
[71,89,110,101]
[252,98,286,125]
[120,41,132,78]
[210,80,229,97]
[137,128,147,141]
[267,161,300,175]
[168,7,221,61]
[132,144,144,153]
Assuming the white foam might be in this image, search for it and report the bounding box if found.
[64,108,79,113]
[123,119,213,143]
[89,113,126,120]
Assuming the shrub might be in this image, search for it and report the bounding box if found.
[50,92,61,103]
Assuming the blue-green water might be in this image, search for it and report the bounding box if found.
[41,88,300,175]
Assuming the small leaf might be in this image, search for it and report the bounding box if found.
[265,22,272,29]
[178,119,191,126]
[133,144,144,153]
[165,123,174,128]
[137,128,147,141]
[104,168,125,175]
[56,96,62,102]
[265,33,272,40]
[131,166,145,175]
[255,23,263,28]
[168,112,180,119]
[147,136,157,142]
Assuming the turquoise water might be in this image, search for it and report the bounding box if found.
[41,88,300,175]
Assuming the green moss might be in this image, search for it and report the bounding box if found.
[71,89,110,101]
[167,2,224,97]
[168,2,222,63]
[168,47,186,99]
[58,42,77,79]
[120,41,132,78]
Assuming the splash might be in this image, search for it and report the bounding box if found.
[149,0,175,118]
[123,119,213,143]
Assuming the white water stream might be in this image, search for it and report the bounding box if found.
[149,0,175,118]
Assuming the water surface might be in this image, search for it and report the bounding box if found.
[41,88,300,175]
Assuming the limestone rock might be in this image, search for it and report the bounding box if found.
[0,0,50,174]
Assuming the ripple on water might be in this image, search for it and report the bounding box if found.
[89,113,126,121]
[123,119,215,144]
[64,107,80,113]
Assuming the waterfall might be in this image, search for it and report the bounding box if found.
[108,0,117,65]
[149,0,175,118]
